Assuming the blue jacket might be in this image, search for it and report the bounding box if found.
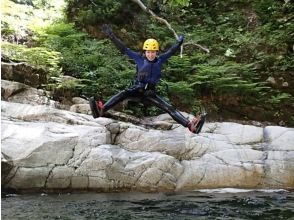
[124,42,182,85]
[108,33,183,86]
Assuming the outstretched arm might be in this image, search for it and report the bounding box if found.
[102,24,127,53]
[101,24,140,60]
[159,35,184,63]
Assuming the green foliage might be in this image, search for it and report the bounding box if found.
[1,21,14,36]
[46,76,85,100]
[268,92,293,106]
[65,0,131,25]
[167,81,194,105]
[190,62,268,95]
[35,21,136,100]
[166,0,190,7]
[61,0,293,123]
[164,55,192,81]
[1,42,62,77]
[1,0,65,41]
[3,0,293,124]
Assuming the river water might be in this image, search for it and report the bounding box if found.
[2,189,293,220]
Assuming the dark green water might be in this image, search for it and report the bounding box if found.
[2,189,294,220]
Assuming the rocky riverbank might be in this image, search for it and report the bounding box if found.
[1,80,294,192]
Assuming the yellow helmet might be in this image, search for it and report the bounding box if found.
[143,38,159,51]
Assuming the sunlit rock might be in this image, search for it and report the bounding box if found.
[1,100,294,192]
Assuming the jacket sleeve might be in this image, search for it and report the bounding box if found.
[159,41,183,63]
[108,33,141,61]
[108,33,127,53]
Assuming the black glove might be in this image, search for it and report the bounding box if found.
[177,35,184,44]
[101,24,113,36]
[101,24,126,53]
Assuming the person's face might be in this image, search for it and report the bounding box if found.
[145,50,157,61]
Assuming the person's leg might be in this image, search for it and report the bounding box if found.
[103,90,129,112]
[146,94,190,127]
[90,86,140,118]
[146,94,206,133]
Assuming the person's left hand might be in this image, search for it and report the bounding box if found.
[101,24,113,36]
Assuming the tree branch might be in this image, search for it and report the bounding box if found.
[90,0,97,7]
[130,0,209,56]
[130,0,178,39]
[183,41,210,53]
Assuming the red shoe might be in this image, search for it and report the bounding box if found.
[188,114,206,134]
[89,97,104,118]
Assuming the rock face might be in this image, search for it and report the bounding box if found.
[1,80,55,106]
[2,99,294,192]
[1,62,47,88]
[1,80,294,192]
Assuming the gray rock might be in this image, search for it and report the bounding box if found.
[1,79,55,107]
[1,101,294,192]
[72,97,88,104]
[1,62,47,88]
[70,104,91,114]
[1,153,13,185]
[266,76,277,85]
[282,82,289,87]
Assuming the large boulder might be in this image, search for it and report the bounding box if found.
[2,101,294,192]
[1,79,54,106]
[1,62,47,88]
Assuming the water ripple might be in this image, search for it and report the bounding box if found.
[2,190,294,220]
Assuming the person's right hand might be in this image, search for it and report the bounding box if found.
[177,35,184,44]
[101,24,113,36]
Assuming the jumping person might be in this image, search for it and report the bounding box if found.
[89,24,205,134]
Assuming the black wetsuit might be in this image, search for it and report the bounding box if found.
[102,33,190,127]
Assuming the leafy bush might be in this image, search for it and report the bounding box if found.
[1,42,62,77]
[35,21,138,102]
[65,0,133,25]
[5,0,292,123]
